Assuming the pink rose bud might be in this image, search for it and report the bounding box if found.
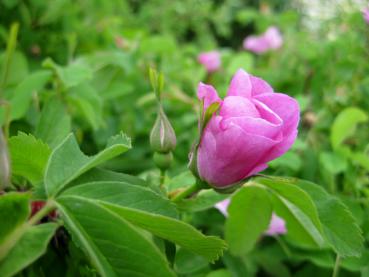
[215,199,286,236]
[363,7,369,24]
[193,69,300,188]
[197,51,221,73]
[0,129,10,189]
[243,26,283,54]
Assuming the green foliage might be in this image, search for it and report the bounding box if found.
[0,223,58,277]
[35,98,71,148]
[1,0,369,276]
[44,132,131,196]
[330,107,368,150]
[298,180,364,257]
[225,186,272,255]
[255,177,325,248]
[0,193,30,246]
[9,132,51,184]
[57,196,176,277]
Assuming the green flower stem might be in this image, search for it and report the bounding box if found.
[332,255,341,277]
[0,22,19,96]
[159,169,166,189]
[28,200,57,226]
[171,181,203,203]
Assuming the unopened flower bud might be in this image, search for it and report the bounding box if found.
[0,129,10,189]
[150,106,176,153]
[153,152,173,171]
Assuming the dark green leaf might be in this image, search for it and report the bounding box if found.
[297,180,364,257]
[56,196,175,277]
[0,223,58,277]
[255,177,325,248]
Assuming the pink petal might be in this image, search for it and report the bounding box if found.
[243,36,270,54]
[215,199,230,216]
[220,116,283,140]
[226,69,252,98]
[253,99,283,125]
[220,96,260,119]
[250,75,274,96]
[254,93,300,136]
[197,82,222,110]
[264,27,283,49]
[198,51,221,72]
[197,118,280,186]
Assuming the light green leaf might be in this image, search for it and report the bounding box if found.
[8,70,51,121]
[35,98,71,148]
[56,196,175,277]
[58,181,226,262]
[330,107,368,150]
[225,185,272,255]
[9,132,51,184]
[0,223,58,277]
[44,58,92,88]
[297,180,364,257]
[67,83,103,130]
[44,132,131,196]
[226,53,253,76]
[255,177,325,248]
[319,152,347,175]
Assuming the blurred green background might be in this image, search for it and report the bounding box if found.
[1,0,369,276]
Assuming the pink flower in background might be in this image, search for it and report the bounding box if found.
[198,51,221,73]
[215,199,286,236]
[192,69,299,188]
[363,7,369,24]
[243,26,283,54]
[265,214,287,236]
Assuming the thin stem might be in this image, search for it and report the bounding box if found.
[332,255,341,277]
[159,169,166,189]
[171,182,202,203]
[28,200,56,226]
[0,22,19,96]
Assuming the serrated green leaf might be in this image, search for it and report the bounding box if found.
[60,181,178,218]
[225,186,272,255]
[56,196,175,277]
[58,181,226,262]
[0,223,58,277]
[255,177,325,248]
[297,180,364,257]
[330,107,368,150]
[44,132,131,196]
[9,132,51,184]
[35,98,71,148]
